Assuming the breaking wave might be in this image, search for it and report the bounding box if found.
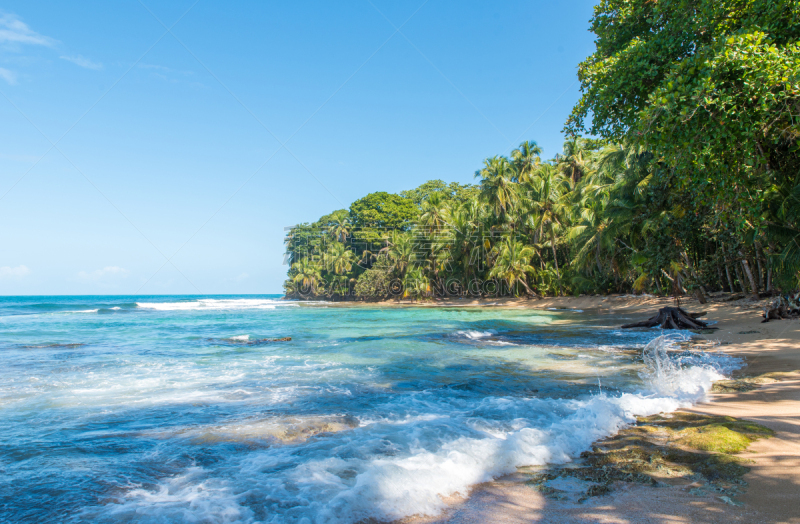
[136,299,292,311]
[85,336,737,524]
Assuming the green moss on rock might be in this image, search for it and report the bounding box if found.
[523,412,773,502]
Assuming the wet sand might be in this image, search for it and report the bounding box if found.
[388,294,800,523]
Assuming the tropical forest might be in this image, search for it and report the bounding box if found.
[284,0,800,300]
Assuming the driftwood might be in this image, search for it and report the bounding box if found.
[621,307,715,330]
[762,294,800,323]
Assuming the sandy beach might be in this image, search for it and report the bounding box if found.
[383,294,800,523]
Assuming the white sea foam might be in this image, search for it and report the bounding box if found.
[487,340,518,346]
[455,330,496,340]
[136,299,290,311]
[68,309,98,313]
[89,336,735,524]
[227,335,250,341]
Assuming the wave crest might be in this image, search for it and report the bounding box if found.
[136,299,289,311]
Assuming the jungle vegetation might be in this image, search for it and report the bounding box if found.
[284,0,800,300]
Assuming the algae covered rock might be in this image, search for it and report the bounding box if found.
[524,412,773,503]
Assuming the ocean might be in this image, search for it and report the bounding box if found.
[0,295,739,523]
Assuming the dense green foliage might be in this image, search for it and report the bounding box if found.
[284,0,800,300]
[349,192,417,230]
[568,0,800,288]
[399,180,480,207]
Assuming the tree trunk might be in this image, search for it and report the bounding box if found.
[551,228,562,296]
[739,252,759,299]
[734,263,746,293]
[621,307,715,330]
[661,268,686,294]
[596,241,603,275]
[681,249,707,294]
[755,247,765,291]
[724,262,735,293]
[520,278,535,297]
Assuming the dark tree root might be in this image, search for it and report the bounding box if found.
[621,307,715,330]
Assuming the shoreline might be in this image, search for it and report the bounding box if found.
[381,294,800,523]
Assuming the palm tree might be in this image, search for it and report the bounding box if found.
[385,230,417,278]
[449,200,486,283]
[292,258,322,294]
[475,156,519,223]
[527,164,571,295]
[489,237,536,296]
[556,137,594,184]
[511,140,543,184]
[324,242,356,275]
[419,193,451,230]
[329,212,352,243]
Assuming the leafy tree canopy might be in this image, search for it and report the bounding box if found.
[315,209,348,227]
[567,0,800,231]
[399,180,480,207]
[349,192,418,230]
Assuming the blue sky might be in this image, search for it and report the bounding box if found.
[0,0,597,295]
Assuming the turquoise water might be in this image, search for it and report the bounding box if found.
[0,296,737,523]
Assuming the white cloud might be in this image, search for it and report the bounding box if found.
[138,63,172,72]
[60,54,102,70]
[0,13,56,47]
[138,63,196,83]
[0,67,17,84]
[77,266,129,282]
[0,265,30,278]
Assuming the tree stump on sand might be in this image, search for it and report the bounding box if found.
[621,307,715,330]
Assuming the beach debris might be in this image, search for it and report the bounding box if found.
[761,293,800,322]
[621,307,715,330]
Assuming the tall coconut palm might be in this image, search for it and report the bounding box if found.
[556,137,594,184]
[419,193,451,230]
[329,212,352,243]
[527,164,571,295]
[511,140,543,184]
[489,237,536,296]
[449,200,485,282]
[292,258,323,294]
[475,156,519,224]
[385,230,417,278]
[567,195,614,275]
[324,242,357,275]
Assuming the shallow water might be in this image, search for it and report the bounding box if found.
[0,295,739,523]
